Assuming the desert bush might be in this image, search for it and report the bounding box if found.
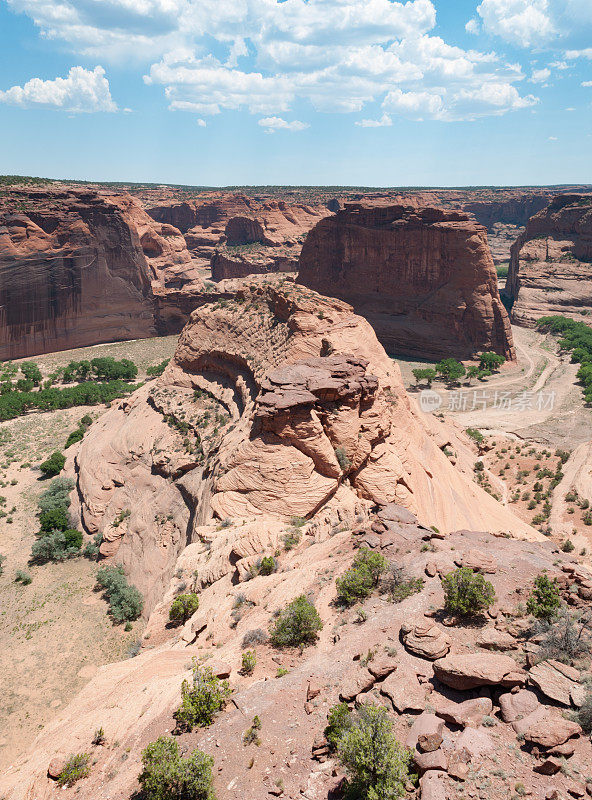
[243,715,261,746]
[242,629,267,648]
[575,691,592,733]
[269,595,323,648]
[562,539,575,553]
[336,548,388,606]
[139,736,216,800]
[174,663,231,732]
[96,564,143,622]
[527,573,561,620]
[336,704,411,800]
[325,703,353,750]
[146,359,170,378]
[0,553,5,575]
[65,427,85,448]
[15,569,32,585]
[259,556,277,576]
[39,506,70,533]
[57,753,90,787]
[536,608,591,664]
[37,476,74,513]
[466,427,484,444]
[335,446,351,471]
[241,650,256,675]
[442,567,496,616]
[39,451,65,477]
[282,529,301,551]
[83,532,103,559]
[169,593,200,625]
[30,530,82,563]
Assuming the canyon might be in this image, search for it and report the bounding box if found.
[506,194,592,326]
[298,203,515,361]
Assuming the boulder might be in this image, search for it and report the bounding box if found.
[435,697,493,728]
[339,669,376,702]
[367,654,398,680]
[414,749,447,774]
[459,549,498,573]
[513,707,582,748]
[381,670,426,713]
[406,713,444,751]
[401,620,451,660]
[433,654,525,690]
[47,758,66,780]
[528,660,585,707]
[477,627,517,651]
[498,689,540,723]
[419,770,448,800]
[534,757,563,775]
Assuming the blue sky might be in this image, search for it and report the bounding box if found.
[0,0,591,186]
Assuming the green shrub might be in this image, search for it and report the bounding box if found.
[325,703,353,750]
[336,548,388,606]
[146,359,170,378]
[269,595,323,648]
[39,506,69,532]
[0,553,5,575]
[575,691,592,733]
[39,451,65,477]
[442,567,496,616]
[466,427,484,444]
[96,565,143,623]
[169,592,200,625]
[65,427,85,448]
[37,476,74,513]
[243,715,261,746]
[139,736,216,800]
[241,650,256,675]
[336,704,410,800]
[282,530,301,551]
[335,446,351,471]
[30,531,81,563]
[174,663,232,732]
[527,573,561,620]
[478,352,505,372]
[80,414,93,427]
[259,555,276,576]
[15,569,32,585]
[82,532,103,559]
[561,539,575,553]
[20,361,42,385]
[412,368,437,387]
[0,380,135,423]
[57,753,90,787]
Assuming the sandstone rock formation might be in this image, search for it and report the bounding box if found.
[69,281,535,611]
[0,186,201,359]
[505,195,592,326]
[298,203,515,361]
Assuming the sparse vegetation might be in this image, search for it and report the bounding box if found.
[527,573,561,620]
[241,649,256,675]
[174,663,232,732]
[57,753,91,787]
[96,564,144,623]
[169,593,200,625]
[269,595,323,648]
[336,547,388,606]
[442,567,496,616]
[139,736,216,800]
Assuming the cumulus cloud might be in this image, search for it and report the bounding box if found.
[465,18,480,35]
[5,0,540,123]
[258,116,309,133]
[476,0,555,48]
[196,117,206,126]
[530,67,551,82]
[0,66,117,112]
[566,48,592,59]
[355,112,392,127]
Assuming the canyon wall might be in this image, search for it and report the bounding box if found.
[298,203,515,361]
[506,195,592,326]
[0,187,201,360]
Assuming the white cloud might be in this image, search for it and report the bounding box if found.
[530,67,550,82]
[196,117,206,126]
[355,112,392,127]
[582,80,592,87]
[258,116,309,133]
[477,0,555,47]
[465,18,480,35]
[566,48,592,59]
[4,0,539,123]
[0,66,117,112]
[549,135,558,139]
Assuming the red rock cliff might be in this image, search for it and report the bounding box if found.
[298,203,515,361]
[506,194,592,326]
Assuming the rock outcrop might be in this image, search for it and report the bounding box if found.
[0,186,201,359]
[505,195,592,326]
[69,281,535,611]
[298,203,515,361]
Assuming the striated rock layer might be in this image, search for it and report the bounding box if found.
[298,203,515,361]
[506,194,592,326]
[0,187,201,360]
[70,281,534,612]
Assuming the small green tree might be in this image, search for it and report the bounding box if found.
[442,567,496,616]
[269,595,323,648]
[336,548,388,606]
[465,365,481,385]
[39,451,66,477]
[259,556,277,576]
[169,593,200,625]
[241,649,256,675]
[479,352,505,372]
[527,573,561,620]
[139,737,216,800]
[174,663,232,732]
[57,753,90,787]
[435,358,466,385]
[412,368,437,388]
[337,704,410,800]
[20,361,42,386]
[325,703,353,751]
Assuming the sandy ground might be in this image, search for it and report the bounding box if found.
[0,336,179,771]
